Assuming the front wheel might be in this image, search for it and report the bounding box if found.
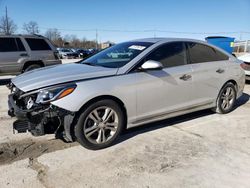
[213,82,237,114]
[74,99,125,150]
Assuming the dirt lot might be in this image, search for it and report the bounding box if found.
[0,72,250,187]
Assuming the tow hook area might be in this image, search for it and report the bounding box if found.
[13,118,48,136]
[12,106,76,142]
[13,120,29,133]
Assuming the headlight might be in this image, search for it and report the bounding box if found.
[35,84,76,104]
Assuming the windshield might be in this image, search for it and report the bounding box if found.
[81,41,153,68]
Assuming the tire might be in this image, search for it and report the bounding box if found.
[213,82,237,114]
[74,99,125,150]
[24,64,42,72]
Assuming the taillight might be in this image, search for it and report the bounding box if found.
[240,62,250,70]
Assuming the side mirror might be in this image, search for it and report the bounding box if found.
[140,60,163,70]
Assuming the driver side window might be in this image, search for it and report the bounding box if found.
[145,42,187,68]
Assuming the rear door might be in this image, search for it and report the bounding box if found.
[186,42,229,104]
[0,37,26,74]
[135,42,196,122]
[24,38,54,63]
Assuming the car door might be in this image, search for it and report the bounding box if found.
[0,37,26,74]
[135,42,196,123]
[24,38,54,63]
[185,42,229,104]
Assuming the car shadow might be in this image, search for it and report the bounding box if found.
[116,92,250,146]
[117,109,213,145]
[234,92,250,109]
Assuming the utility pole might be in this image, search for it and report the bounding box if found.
[5,6,9,35]
[95,29,98,50]
[239,31,242,41]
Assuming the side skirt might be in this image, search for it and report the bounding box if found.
[127,102,214,129]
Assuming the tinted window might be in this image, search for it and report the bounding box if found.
[0,38,18,52]
[25,38,51,51]
[187,42,229,64]
[145,42,187,68]
[16,38,25,51]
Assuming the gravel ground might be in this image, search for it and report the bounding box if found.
[0,74,250,188]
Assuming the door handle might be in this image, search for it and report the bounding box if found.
[179,74,192,81]
[20,53,28,57]
[216,68,225,74]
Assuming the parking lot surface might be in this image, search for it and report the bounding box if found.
[0,74,250,187]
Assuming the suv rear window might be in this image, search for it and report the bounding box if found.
[187,42,229,64]
[0,38,18,52]
[25,38,51,51]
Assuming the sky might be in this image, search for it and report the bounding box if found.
[0,0,249,43]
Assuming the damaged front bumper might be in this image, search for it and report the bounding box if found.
[8,92,75,142]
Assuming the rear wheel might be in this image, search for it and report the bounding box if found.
[213,82,237,114]
[74,99,125,150]
[24,64,42,72]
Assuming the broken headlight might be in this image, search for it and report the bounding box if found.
[35,84,77,104]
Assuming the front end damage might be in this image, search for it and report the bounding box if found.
[7,83,76,142]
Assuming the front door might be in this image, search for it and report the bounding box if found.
[135,42,195,123]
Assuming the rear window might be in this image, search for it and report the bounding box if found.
[187,42,229,64]
[25,38,51,51]
[0,38,18,52]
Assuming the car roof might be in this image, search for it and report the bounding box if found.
[131,37,207,44]
[0,34,46,38]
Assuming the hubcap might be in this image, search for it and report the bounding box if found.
[83,106,119,144]
[220,87,235,111]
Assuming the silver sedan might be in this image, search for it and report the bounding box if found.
[8,38,245,150]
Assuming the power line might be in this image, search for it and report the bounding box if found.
[39,27,250,35]
[39,27,250,42]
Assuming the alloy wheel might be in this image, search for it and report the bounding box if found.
[220,87,235,111]
[83,106,119,144]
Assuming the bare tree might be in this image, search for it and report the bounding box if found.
[45,28,61,41]
[0,16,17,35]
[63,35,82,48]
[81,38,97,49]
[44,28,63,47]
[43,30,102,48]
[23,21,39,34]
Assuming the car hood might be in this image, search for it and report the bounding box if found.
[12,63,118,92]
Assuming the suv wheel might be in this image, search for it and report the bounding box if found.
[75,99,125,150]
[24,64,42,72]
[213,82,237,114]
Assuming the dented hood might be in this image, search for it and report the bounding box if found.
[11,63,118,92]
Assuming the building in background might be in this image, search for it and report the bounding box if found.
[233,40,250,56]
[100,42,114,49]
